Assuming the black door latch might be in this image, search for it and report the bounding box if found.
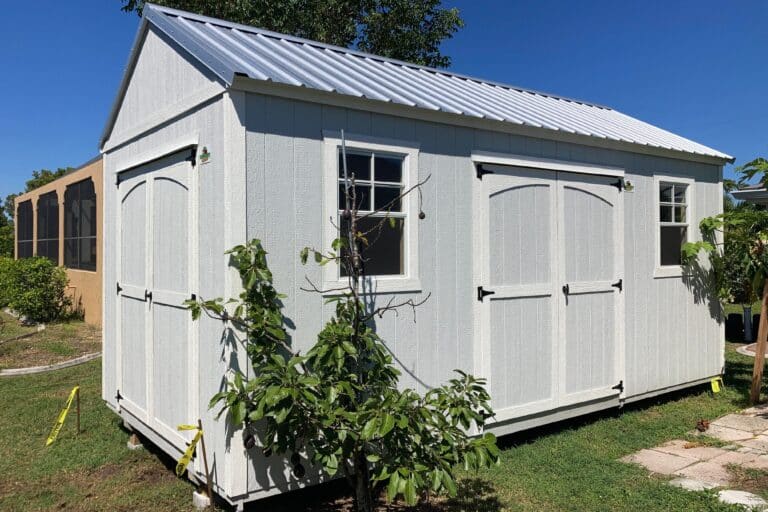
[477,286,496,302]
[612,279,623,292]
[562,283,570,295]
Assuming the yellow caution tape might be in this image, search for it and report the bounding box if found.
[46,386,79,446]
[176,424,203,477]
[711,376,724,393]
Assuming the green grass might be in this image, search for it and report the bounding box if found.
[723,301,761,316]
[0,347,761,511]
[0,317,100,370]
[0,310,37,340]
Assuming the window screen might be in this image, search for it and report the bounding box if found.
[659,182,688,266]
[64,179,97,271]
[36,191,59,264]
[16,200,33,259]
[338,150,405,277]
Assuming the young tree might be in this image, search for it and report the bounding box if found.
[684,157,768,403]
[120,0,464,68]
[188,136,499,511]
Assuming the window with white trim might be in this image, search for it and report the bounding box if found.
[338,150,405,276]
[322,132,420,293]
[658,181,689,266]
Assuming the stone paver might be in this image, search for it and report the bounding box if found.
[706,423,756,442]
[674,461,732,486]
[737,435,768,454]
[745,455,768,470]
[655,440,729,461]
[621,449,696,474]
[668,477,718,491]
[712,414,768,434]
[717,489,768,510]
[710,450,759,466]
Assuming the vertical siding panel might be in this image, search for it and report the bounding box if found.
[346,109,372,135]
[292,101,324,354]
[454,127,474,373]
[416,121,438,391]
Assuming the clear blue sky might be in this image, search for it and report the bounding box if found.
[1,0,765,200]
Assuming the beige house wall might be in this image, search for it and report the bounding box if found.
[14,158,103,326]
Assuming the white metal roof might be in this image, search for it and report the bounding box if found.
[103,3,733,162]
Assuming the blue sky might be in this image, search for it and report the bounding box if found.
[1,0,765,200]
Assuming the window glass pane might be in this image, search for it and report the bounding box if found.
[338,184,371,211]
[660,184,673,203]
[674,185,687,204]
[660,226,687,266]
[64,239,77,268]
[79,238,97,271]
[374,185,402,211]
[339,152,371,181]
[17,241,33,259]
[340,216,404,276]
[374,156,403,183]
[674,206,687,223]
[17,200,33,242]
[660,205,673,222]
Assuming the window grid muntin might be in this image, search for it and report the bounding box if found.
[64,178,97,271]
[658,181,690,267]
[36,191,59,264]
[659,182,688,227]
[337,149,406,277]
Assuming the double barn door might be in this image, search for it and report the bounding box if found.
[476,166,624,422]
[115,148,197,448]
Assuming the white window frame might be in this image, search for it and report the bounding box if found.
[322,131,421,294]
[654,175,694,278]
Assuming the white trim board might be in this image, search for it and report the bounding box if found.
[472,151,625,177]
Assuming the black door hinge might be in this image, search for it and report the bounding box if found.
[187,147,198,166]
[145,289,152,302]
[477,286,496,302]
[612,279,623,292]
[115,390,123,402]
[612,380,624,393]
[613,179,623,192]
[116,282,122,294]
[476,164,494,180]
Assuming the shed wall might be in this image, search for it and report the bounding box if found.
[103,96,243,499]
[243,92,723,494]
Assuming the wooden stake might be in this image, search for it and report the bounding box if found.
[197,419,213,506]
[76,386,81,434]
[750,284,768,404]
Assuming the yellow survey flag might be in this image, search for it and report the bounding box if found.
[176,424,204,477]
[711,376,724,393]
[46,386,79,446]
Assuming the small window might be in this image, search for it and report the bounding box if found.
[338,150,405,277]
[36,192,59,264]
[16,200,33,259]
[64,179,97,271]
[659,181,689,266]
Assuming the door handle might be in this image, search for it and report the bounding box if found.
[477,286,496,302]
[562,283,570,295]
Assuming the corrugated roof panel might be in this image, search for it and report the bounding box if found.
[134,4,732,161]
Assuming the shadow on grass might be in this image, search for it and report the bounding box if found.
[245,477,501,512]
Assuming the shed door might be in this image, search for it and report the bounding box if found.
[116,149,196,448]
[477,166,623,423]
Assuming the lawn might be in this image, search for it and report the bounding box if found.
[0,311,101,370]
[0,346,761,511]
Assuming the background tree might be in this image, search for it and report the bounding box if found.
[684,157,768,404]
[120,0,464,68]
[188,136,498,511]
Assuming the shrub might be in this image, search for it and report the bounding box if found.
[0,257,15,308]
[0,257,71,323]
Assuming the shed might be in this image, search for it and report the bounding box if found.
[101,4,733,509]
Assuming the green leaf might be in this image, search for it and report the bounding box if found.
[299,247,309,265]
[230,401,246,426]
[404,476,417,506]
[361,418,378,440]
[379,414,396,437]
[386,472,400,502]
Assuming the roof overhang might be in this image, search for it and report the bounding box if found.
[733,188,768,205]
